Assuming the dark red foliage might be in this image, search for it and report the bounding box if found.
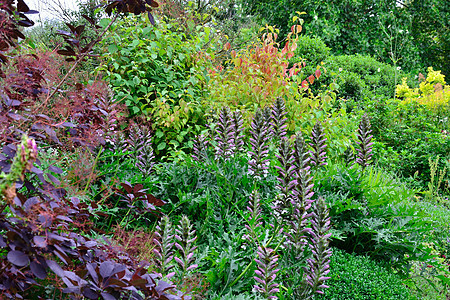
[0,1,186,299]
[105,0,160,24]
[115,181,166,217]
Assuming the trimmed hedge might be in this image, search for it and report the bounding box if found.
[317,248,416,300]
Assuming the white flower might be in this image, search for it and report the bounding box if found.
[396,66,401,70]
[339,68,343,72]
[399,29,404,34]
[314,15,318,20]
[377,68,381,72]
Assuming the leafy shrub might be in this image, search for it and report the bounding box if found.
[314,162,434,265]
[322,54,402,103]
[207,23,328,131]
[100,14,221,155]
[369,96,450,188]
[397,67,449,112]
[289,34,330,76]
[316,248,416,300]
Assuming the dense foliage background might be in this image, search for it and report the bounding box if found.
[1,0,449,299]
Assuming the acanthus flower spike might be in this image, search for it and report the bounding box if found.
[356,113,373,171]
[308,121,327,168]
[248,108,271,180]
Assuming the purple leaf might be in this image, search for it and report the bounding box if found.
[46,260,65,277]
[30,260,48,279]
[7,251,30,267]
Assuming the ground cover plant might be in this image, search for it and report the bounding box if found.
[2,0,450,299]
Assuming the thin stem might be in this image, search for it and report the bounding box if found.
[84,146,103,193]
[229,225,284,288]
[35,13,119,113]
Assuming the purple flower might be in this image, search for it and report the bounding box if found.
[128,124,155,175]
[245,190,263,244]
[293,133,314,210]
[248,108,271,180]
[356,113,373,170]
[254,246,280,299]
[308,121,327,168]
[174,215,198,275]
[343,146,355,168]
[274,138,296,218]
[270,97,288,139]
[192,133,209,162]
[303,197,332,297]
[215,106,235,160]
[153,215,175,277]
[231,110,245,154]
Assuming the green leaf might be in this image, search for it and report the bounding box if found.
[157,142,166,150]
[108,44,118,54]
[132,106,139,114]
[156,130,164,138]
[99,18,112,28]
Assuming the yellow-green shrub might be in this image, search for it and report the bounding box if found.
[396,67,449,110]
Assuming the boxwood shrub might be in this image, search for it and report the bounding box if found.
[317,248,416,300]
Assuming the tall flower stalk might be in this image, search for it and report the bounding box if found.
[274,138,295,219]
[254,246,280,300]
[245,190,263,245]
[263,106,273,139]
[308,121,327,168]
[356,113,373,171]
[136,140,155,177]
[270,97,288,140]
[174,215,198,276]
[302,197,332,298]
[153,215,176,279]
[191,133,209,162]
[128,124,152,161]
[215,106,234,160]
[248,108,271,180]
[231,110,245,154]
[290,133,313,249]
[343,146,355,168]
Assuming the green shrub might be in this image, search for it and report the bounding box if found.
[316,248,416,300]
[322,54,402,102]
[369,98,450,189]
[314,162,434,264]
[289,34,330,69]
[100,14,221,156]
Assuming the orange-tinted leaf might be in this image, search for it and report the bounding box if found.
[302,80,308,90]
[308,75,315,84]
[315,69,321,79]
